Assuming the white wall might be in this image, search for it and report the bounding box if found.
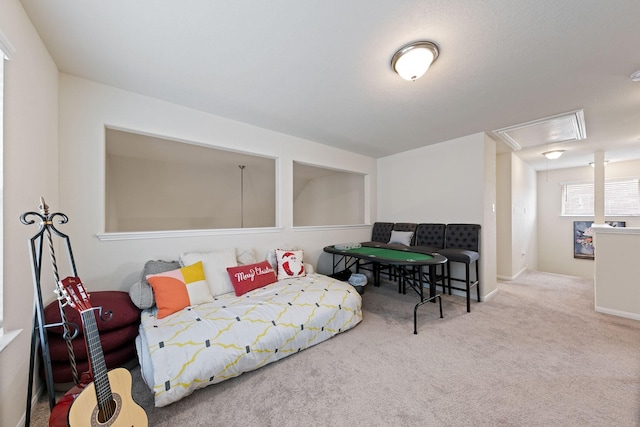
[377,133,498,298]
[58,74,377,291]
[0,1,60,426]
[537,159,640,278]
[497,153,537,279]
[593,227,640,320]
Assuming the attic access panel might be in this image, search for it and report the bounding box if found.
[493,109,586,151]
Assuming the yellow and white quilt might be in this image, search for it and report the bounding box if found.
[137,273,362,407]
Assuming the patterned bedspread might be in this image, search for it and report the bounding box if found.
[137,273,362,407]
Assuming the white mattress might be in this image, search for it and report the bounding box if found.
[136,273,362,407]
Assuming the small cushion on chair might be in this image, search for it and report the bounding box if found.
[388,230,413,246]
[439,248,480,263]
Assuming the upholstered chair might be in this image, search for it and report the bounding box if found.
[438,224,481,312]
[413,223,446,252]
[411,223,447,292]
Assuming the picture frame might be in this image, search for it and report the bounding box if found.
[573,221,626,259]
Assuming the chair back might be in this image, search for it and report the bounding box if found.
[370,222,394,243]
[415,223,446,249]
[444,224,481,252]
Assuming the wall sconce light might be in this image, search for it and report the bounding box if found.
[542,150,565,160]
[589,160,608,167]
[391,41,439,81]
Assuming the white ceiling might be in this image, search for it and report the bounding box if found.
[20,0,640,171]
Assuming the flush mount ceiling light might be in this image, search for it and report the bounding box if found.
[542,150,565,160]
[391,41,439,81]
[630,69,640,82]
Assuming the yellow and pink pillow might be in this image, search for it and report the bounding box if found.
[146,261,213,319]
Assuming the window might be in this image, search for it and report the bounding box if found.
[105,128,276,233]
[293,162,365,226]
[562,178,640,216]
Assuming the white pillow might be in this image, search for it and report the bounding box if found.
[236,247,257,266]
[388,230,413,246]
[275,249,306,280]
[180,248,238,297]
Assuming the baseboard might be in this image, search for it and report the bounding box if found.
[16,383,44,427]
[595,306,640,321]
[497,266,528,282]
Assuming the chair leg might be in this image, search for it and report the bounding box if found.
[465,263,471,312]
[475,260,481,302]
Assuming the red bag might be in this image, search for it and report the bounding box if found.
[48,372,93,427]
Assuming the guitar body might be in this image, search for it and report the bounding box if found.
[67,368,147,427]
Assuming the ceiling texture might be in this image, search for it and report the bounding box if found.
[20,0,640,170]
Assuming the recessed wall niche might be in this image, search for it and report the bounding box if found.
[293,162,365,227]
[105,128,276,232]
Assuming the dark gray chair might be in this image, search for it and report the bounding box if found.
[358,222,394,279]
[438,224,481,312]
[411,223,447,293]
[364,222,394,244]
[412,223,446,253]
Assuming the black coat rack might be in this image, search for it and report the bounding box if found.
[20,198,80,427]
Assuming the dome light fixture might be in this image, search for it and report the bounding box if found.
[391,41,439,81]
[542,150,565,160]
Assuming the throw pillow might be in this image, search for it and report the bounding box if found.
[129,260,181,309]
[275,249,306,280]
[388,230,413,246]
[180,248,237,297]
[226,260,277,296]
[146,261,213,319]
[235,247,257,266]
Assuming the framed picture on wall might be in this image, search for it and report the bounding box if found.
[573,221,626,259]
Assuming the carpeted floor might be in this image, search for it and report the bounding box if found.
[31,271,640,426]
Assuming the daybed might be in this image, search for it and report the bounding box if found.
[129,248,362,407]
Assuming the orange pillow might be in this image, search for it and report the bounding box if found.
[146,261,212,319]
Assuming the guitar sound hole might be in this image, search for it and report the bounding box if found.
[91,394,122,426]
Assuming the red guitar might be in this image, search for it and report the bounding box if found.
[57,277,147,427]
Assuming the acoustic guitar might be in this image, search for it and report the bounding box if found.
[58,276,148,427]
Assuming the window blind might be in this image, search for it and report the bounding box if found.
[562,178,640,216]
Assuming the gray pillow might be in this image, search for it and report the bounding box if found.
[128,260,180,309]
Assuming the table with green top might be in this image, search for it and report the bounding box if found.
[323,243,447,333]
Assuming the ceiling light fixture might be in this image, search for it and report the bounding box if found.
[542,150,565,160]
[630,70,640,82]
[391,41,439,81]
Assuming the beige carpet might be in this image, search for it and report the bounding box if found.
[31,271,640,426]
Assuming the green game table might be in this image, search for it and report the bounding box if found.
[323,243,447,333]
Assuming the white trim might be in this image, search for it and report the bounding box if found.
[497,266,528,282]
[595,306,640,321]
[16,383,44,427]
[97,226,283,241]
[592,226,640,235]
[0,328,22,353]
[482,286,499,302]
[292,224,370,232]
[0,30,15,60]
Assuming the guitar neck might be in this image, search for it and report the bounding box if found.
[80,309,112,409]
